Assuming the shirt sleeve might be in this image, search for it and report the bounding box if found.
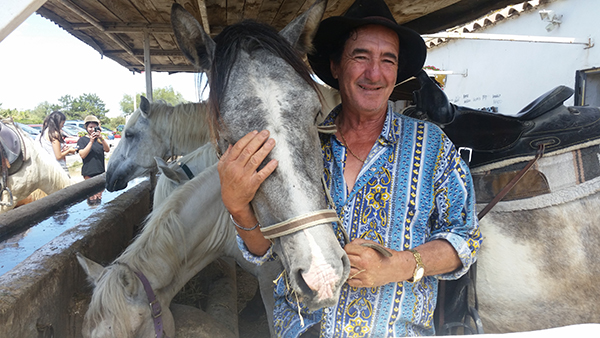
[77,136,87,149]
[429,133,482,280]
[235,234,277,265]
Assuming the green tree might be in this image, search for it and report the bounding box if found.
[31,101,60,122]
[56,93,109,122]
[107,116,126,130]
[119,86,187,117]
[58,95,74,114]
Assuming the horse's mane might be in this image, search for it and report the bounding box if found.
[207,20,321,141]
[126,100,211,155]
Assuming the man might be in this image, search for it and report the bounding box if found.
[218,0,482,336]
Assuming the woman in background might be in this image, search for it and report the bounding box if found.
[36,110,76,174]
[77,115,110,179]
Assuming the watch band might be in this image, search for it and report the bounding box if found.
[407,248,425,283]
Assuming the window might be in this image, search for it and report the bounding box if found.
[575,67,600,106]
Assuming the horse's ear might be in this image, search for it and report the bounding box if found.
[279,0,327,54]
[76,253,105,286]
[140,96,151,118]
[155,157,183,184]
[117,267,138,297]
[171,3,215,71]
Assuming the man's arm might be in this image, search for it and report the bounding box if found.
[344,238,461,288]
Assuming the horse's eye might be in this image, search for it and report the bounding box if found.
[125,131,134,139]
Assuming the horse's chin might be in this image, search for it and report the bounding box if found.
[105,165,151,191]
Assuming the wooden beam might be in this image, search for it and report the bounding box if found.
[131,64,199,72]
[57,0,144,66]
[71,22,173,33]
[0,0,47,43]
[104,49,185,57]
[197,0,210,34]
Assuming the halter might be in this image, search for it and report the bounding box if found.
[119,264,170,338]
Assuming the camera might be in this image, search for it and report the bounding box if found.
[94,126,101,132]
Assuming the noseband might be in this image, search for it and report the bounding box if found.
[259,209,340,239]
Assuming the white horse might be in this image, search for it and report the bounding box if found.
[473,142,600,332]
[0,121,71,213]
[78,164,242,338]
[105,97,211,192]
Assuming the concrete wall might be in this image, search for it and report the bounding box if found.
[0,177,151,337]
[425,0,599,115]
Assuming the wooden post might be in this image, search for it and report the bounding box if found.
[143,30,153,102]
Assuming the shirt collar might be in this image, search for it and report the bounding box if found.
[319,102,399,145]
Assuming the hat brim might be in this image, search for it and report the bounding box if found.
[308,16,426,90]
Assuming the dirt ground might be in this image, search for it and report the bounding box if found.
[172,260,271,338]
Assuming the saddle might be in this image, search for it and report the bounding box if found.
[0,122,24,175]
[405,70,600,169]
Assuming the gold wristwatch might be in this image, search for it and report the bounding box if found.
[407,249,425,283]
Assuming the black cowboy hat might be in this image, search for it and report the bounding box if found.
[308,0,426,89]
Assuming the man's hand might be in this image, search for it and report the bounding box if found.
[217,130,278,218]
[345,238,414,288]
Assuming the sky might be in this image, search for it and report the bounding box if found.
[0,12,203,118]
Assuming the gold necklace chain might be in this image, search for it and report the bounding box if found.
[338,129,366,163]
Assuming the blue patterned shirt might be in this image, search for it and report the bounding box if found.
[237,103,482,337]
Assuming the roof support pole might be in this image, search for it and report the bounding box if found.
[196,0,211,34]
[144,30,153,102]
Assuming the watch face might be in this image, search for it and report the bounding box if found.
[415,268,425,280]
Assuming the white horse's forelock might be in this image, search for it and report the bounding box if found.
[126,100,211,155]
[85,264,136,337]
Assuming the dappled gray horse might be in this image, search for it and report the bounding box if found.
[172,0,350,310]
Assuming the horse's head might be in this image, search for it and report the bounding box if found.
[172,0,350,310]
[77,254,175,338]
[105,97,171,191]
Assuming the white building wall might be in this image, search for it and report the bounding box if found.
[425,0,599,116]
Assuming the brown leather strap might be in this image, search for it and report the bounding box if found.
[478,144,545,220]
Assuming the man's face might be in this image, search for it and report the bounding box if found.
[331,24,399,116]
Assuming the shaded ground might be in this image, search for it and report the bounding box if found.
[173,260,271,338]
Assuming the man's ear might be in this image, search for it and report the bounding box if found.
[330,59,339,79]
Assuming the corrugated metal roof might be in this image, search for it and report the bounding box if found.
[424,0,543,49]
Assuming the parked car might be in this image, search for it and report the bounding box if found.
[61,128,80,144]
[62,124,86,137]
[15,122,40,139]
[65,120,114,139]
[101,127,115,140]
[28,124,42,131]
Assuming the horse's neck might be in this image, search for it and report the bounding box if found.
[118,165,234,300]
[157,102,211,155]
